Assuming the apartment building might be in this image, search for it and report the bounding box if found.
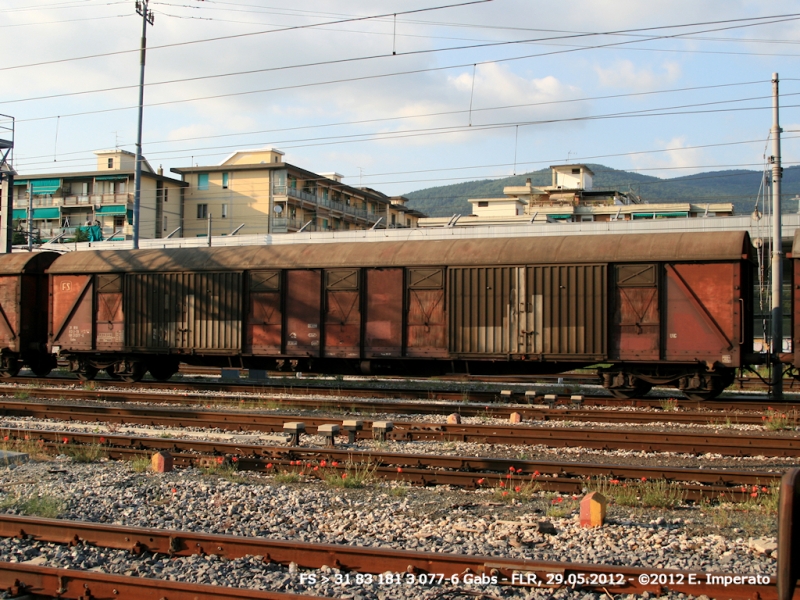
[420,164,733,227]
[172,148,420,237]
[11,149,185,241]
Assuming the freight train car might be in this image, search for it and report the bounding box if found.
[0,251,58,377]
[44,231,754,400]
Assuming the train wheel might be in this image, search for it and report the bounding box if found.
[27,354,55,378]
[684,390,722,402]
[119,362,146,384]
[147,358,179,382]
[105,367,122,381]
[75,366,99,381]
[609,382,652,400]
[0,360,21,378]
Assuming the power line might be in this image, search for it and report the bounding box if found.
[15,93,796,170]
[14,79,768,162]
[0,0,493,72]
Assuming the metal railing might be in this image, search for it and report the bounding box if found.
[17,193,133,207]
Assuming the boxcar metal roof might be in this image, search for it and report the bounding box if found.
[0,251,59,275]
[46,231,751,274]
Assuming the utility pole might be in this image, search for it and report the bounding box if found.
[770,72,783,402]
[132,0,154,250]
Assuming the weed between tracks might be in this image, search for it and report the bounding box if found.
[0,493,64,518]
[762,407,798,431]
[659,398,679,411]
[323,460,378,489]
[588,477,685,509]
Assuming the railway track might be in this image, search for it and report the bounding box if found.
[0,426,785,500]
[0,514,793,600]
[3,381,800,421]
[0,399,798,456]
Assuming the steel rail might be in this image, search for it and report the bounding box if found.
[1,400,797,456]
[0,395,782,426]
[5,378,800,413]
[0,385,794,425]
[0,561,323,599]
[0,427,782,500]
[0,515,792,600]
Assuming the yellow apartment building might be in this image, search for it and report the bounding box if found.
[172,148,421,237]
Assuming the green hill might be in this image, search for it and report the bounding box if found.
[403,164,800,217]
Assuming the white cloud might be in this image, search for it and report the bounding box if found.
[595,60,681,90]
[629,136,707,177]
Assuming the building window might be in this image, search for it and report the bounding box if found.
[221,204,228,219]
[197,173,209,191]
[222,172,229,189]
[107,158,113,168]
[322,218,329,229]
[197,204,208,219]
[163,188,168,203]
[113,216,125,229]
[572,168,580,174]
[478,201,489,207]
[163,216,168,231]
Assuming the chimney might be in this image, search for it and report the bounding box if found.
[158,165,164,176]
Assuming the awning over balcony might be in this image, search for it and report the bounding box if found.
[31,179,61,195]
[33,208,60,219]
[95,205,127,214]
[546,214,573,220]
[95,175,128,181]
[10,208,59,219]
[632,212,689,219]
[12,180,27,186]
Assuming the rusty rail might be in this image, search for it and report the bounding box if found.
[0,515,794,600]
[0,397,785,427]
[0,561,322,599]
[779,468,800,600]
[4,379,800,414]
[0,427,784,500]
[1,401,797,456]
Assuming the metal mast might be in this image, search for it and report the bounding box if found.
[0,114,14,254]
[132,0,154,250]
[770,72,783,402]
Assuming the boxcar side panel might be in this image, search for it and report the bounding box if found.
[285,270,322,357]
[0,277,20,353]
[407,268,447,357]
[51,275,94,350]
[364,268,403,358]
[95,274,124,351]
[324,269,361,358]
[528,265,606,358]
[664,262,740,365]
[246,271,282,355]
[612,264,660,360]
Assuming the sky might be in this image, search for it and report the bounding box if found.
[3,0,800,202]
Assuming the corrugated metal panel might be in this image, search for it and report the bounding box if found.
[125,272,241,351]
[449,267,524,355]
[46,231,751,274]
[450,265,606,358]
[529,265,606,357]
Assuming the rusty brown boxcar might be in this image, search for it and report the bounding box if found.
[45,231,753,399]
[0,251,58,377]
